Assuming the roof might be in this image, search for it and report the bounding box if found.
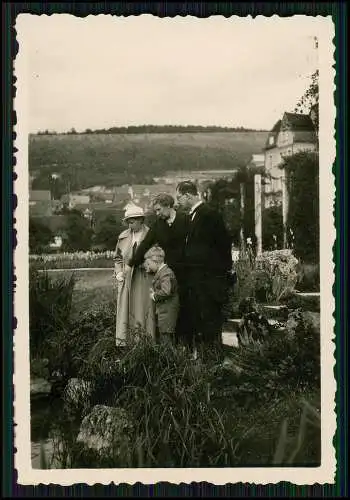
[264,112,317,150]
[283,112,315,131]
[70,194,90,200]
[29,190,51,202]
[90,192,115,201]
[29,201,53,216]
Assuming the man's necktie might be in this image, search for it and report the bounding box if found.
[132,242,137,259]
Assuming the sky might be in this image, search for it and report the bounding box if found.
[16,14,319,133]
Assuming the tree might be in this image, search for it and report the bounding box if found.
[294,69,319,132]
[262,205,284,250]
[207,168,254,248]
[93,214,123,250]
[65,210,94,251]
[282,151,319,263]
[29,218,53,253]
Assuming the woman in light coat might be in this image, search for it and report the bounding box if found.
[114,205,156,345]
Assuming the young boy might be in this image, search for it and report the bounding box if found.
[143,246,179,345]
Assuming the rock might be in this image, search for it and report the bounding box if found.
[63,378,93,407]
[30,378,52,397]
[76,405,134,456]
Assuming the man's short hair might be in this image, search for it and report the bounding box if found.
[144,245,165,263]
[152,193,175,208]
[176,180,198,196]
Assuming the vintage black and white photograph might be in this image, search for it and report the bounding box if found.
[14,14,336,485]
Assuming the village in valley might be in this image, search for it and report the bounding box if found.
[29,105,318,254]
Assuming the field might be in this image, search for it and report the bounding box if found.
[29,132,268,189]
[44,269,115,316]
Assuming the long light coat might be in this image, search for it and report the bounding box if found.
[114,225,156,344]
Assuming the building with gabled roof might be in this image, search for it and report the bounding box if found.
[29,190,52,202]
[263,110,317,208]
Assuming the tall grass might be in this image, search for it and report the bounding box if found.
[29,269,76,365]
[49,327,320,468]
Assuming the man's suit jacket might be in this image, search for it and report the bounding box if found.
[184,202,232,276]
[128,211,189,282]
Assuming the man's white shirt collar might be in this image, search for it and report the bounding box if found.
[189,200,204,219]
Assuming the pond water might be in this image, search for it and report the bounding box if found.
[30,395,64,468]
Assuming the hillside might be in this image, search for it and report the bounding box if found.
[29,131,268,191]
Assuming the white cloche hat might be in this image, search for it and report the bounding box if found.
[123,204,145,221]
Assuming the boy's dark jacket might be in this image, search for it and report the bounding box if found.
[152,264,179,334]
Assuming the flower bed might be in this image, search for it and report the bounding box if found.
[227,249,300,318]
[254,249,299,304]
[30,251,115,269]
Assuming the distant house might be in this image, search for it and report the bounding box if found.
[49,235,63,249]
[29,190,52,204]
[154,170,237,186]
[29,190,53,216]
[29,201,54,217]
[61,193,90,209]
[263,111,317,207]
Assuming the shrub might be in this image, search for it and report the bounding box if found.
[227,249,299,316]
[280,291,320,313]
[29,218,54,253]
[229,246,256,316]
[284,151,319,263]
[262,205,284,250]
[50,328,321,468]
[296,262,320,292]
[272,397,321,466]
[254,250,299,304]
[52,336,246,468]
[29,269,76,363]
[227,307,320,407]
[56,302,116,380]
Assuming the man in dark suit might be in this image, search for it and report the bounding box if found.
[128,193,190,341]
[176,181,233,351]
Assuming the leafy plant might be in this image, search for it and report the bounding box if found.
[273,398,321,466]
[52,335,245,468]
[254,250,299,304]
[29,269,76,364]
[296,262,320,292]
